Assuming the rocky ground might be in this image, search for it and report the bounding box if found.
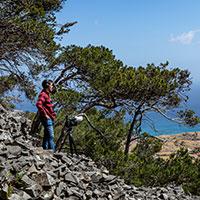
[0,104,199,200]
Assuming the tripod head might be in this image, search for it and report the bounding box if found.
[65,114,84,129]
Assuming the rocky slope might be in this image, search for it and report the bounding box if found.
[0,105,199,200]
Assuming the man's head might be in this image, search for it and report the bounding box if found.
[42,79,54,93]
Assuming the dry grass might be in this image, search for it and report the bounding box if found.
[156,132,200,159]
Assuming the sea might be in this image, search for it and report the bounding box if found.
[14,83,200,136]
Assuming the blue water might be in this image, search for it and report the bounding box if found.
[138,84,200,136]
[140,112,200,136]
[15,84,200,136]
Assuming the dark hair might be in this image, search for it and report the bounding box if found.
[42,79,53,89]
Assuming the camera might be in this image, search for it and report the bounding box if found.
[65,115,84,128]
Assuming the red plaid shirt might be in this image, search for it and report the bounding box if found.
[36,89,56,120]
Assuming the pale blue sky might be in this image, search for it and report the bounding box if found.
[56,1,200,83]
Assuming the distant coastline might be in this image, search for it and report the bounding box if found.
[157,131,200,159]
[129,131,200,159]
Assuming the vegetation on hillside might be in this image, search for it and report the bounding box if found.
[53,109,200,195]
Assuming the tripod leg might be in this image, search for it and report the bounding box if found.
[56,124,66,152]
[71,136,77,155]
[69,134,77,155]
[69,134,74,155]
[58,132,69,152]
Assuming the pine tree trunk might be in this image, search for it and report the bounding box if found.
[124,112,138,157]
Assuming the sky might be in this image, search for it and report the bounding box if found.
[56,0,200,84]
[14,1,200,134]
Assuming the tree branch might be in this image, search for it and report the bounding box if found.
[152,106,183,124]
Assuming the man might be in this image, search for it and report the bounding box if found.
[36,80,56,151]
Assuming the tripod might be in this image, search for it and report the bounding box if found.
[55,115,81,155]
[55,113,106,155]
